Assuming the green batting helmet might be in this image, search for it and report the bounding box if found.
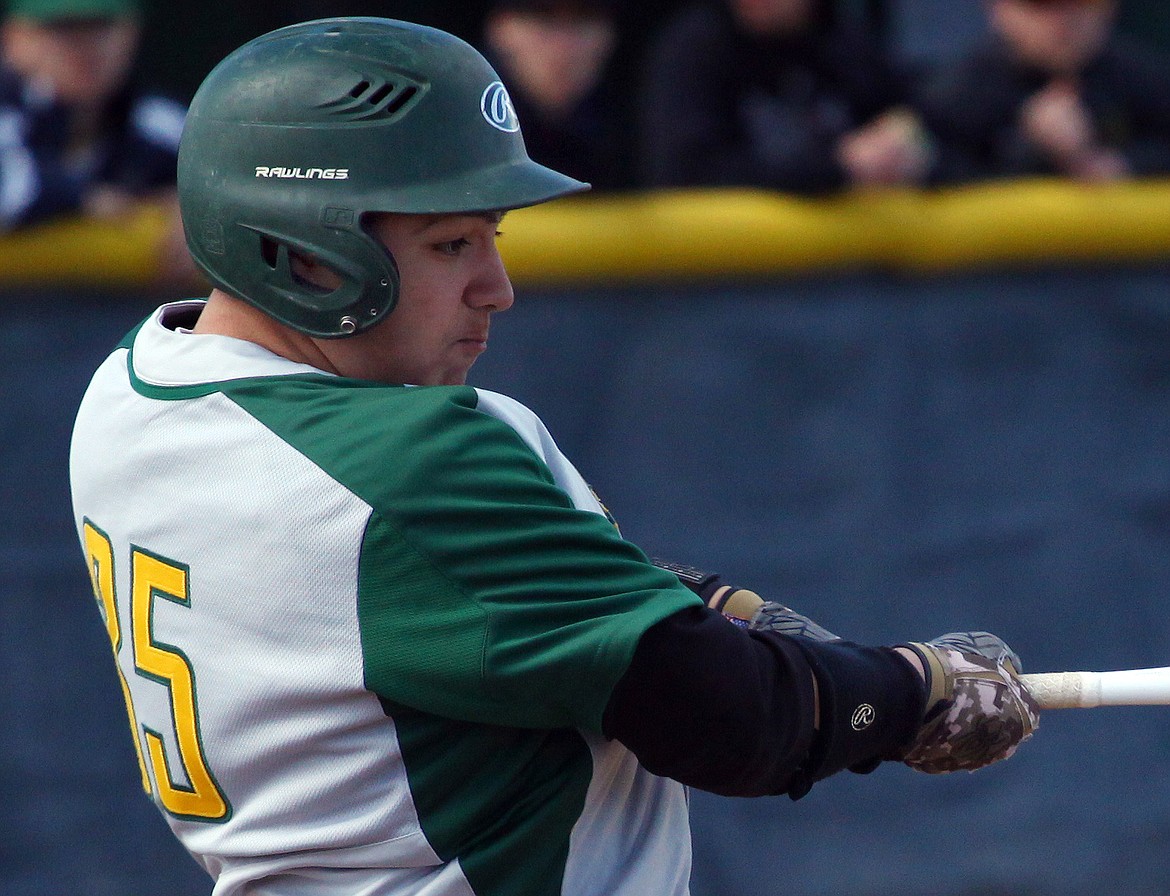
[177,17,588,338]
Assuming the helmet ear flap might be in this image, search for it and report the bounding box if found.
[238,223,400,338]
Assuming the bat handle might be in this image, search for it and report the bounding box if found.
[1020,667,1170,709]
[1019,671,1100,709]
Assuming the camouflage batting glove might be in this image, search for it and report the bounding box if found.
[900,632,1040,774]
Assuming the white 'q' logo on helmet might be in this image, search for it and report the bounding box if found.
[481,81,520,133]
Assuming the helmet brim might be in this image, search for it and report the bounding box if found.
[379,158,590,215]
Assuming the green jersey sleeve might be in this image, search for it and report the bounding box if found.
[228,377,700,734]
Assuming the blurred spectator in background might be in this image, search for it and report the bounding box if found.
[0,0,194,283]
[917,0,1170,183]
[481,0,636,190]
[636,0,936,194]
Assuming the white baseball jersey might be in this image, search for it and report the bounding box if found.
[69,301,701,896]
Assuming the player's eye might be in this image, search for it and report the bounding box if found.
[434,237,471,256]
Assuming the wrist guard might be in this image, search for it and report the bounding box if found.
[783,638,926,799]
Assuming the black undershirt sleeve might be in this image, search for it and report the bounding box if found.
[601,605,926,798]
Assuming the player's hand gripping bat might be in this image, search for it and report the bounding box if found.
[718,589,1165,710]
[711,591,1039,771]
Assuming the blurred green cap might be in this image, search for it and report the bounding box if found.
[6,0,140,20]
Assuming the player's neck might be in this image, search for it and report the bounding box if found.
[193,289,341,374]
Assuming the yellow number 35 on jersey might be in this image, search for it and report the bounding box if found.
[83,520,231,823]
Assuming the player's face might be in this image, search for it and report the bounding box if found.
[314,212,515,386]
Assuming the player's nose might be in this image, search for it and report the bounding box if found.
[467,245,515,313]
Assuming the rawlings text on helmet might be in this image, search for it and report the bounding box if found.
[255,167,350,179]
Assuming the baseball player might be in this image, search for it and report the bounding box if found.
[68,18,1039,896]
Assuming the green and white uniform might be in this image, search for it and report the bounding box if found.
[70,301,701,896]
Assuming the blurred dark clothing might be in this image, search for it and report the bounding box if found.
[1116,0,1170,58]
[917,33,1170,182]
[636,1,916,193]
[486,48,637,191]
[0,66,184,229]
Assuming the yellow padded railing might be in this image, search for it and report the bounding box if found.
[1,179,1167,289]
[0,201,175,288]
[499,178,1170,286]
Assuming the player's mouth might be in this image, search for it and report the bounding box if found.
[456,335,489,353]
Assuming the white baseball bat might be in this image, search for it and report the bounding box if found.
[1020,667,1170,709]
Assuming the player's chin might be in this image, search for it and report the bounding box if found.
[434,359,475,386]
[417,339,488,386]
[445,341,488,383]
